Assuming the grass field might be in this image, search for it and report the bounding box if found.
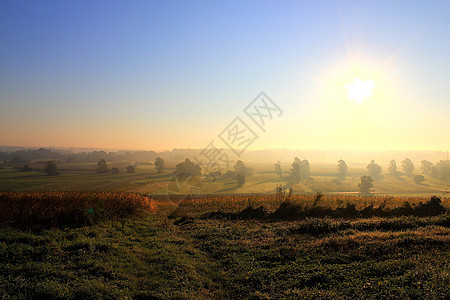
[0,164,172,193]
[0,201,448,298]
[1,162,449,298]
[0,162,448,198]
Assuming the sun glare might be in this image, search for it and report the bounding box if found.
[346,78,375,103]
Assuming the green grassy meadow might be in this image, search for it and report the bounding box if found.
[0,163,449,197]
[0,164,171,194]
[0,211,449,299]
[0,161,448,198]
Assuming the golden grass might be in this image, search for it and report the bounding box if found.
[174,194,450,217]
[0,192,157,229]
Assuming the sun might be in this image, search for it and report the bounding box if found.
[346,78,375,103]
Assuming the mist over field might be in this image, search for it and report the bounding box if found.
[1,145,447,165]
[1,146,449,198]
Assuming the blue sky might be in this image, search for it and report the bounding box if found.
[1,1,449,150]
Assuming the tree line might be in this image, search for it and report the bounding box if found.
[272,158,450,183]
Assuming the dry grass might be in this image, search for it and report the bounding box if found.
[172,194,449,219]
[0,192,157,229]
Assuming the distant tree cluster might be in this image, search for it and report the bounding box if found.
[127,165,136,173]
[388,160,398,176]
[44,161,59,176]
[421,160,434,175]
[234,160,254,187]
[96,159,109,174]
[175,158,201,176]
[66,150,158,163]
[291,157,310,182]
[0,148,162,164]
[402,158,415,175]
[1,148,63,164]
[384,158,450,183]
[421,160,450,182]
[358,176,374,195]
[337,159,348,180]
[367,160,382,180]
[273,161,282,178]
[96,160,137,175]
[154,157,165,173]
[2,147,449,187]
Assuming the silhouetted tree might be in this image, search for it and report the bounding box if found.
[236,173,246,187]
[44,161,59,176]
[402,158,414,175]
[176,158,201,176]
[301,159,310,179]
[234,160,246,174]
[234,160,249,186]
[421,160,434,175]
[274,161,282,178]
[434,160,450,182]
[291,157,310,182]
[388,160,398,176]
[337,159,348,179]
[413,175,425,184]
[291,158,300,182]
[112,167,120,175]
[358,176,374,195]
[126,165,136,173]
[233,160,253,176]
[155,157,165,173]
[96,159,109,173]
[367,160,382,180]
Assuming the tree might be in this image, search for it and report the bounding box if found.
[234,160,246,174]
[236,173,246,187]
[434,160,450,182]
[367,160,382,180]
[234,160,253,176]
[44,161,59,176]
[126,165,136,173]
[413,175,425,184]
[291,158,301,182]
[358,176,374,195]
[154,157,165,173]
[291,157,310,182]
[234,160,250,186]
[430,165,439,179]
[112,167,120,175]
[388,160,398,176]
[337,159,348,179]
[96,159,109,173]
[274,161,282,178]
[301,159,310,180]
[176,158,201,176]
[421,160,434,175]
[402,158,414,175]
